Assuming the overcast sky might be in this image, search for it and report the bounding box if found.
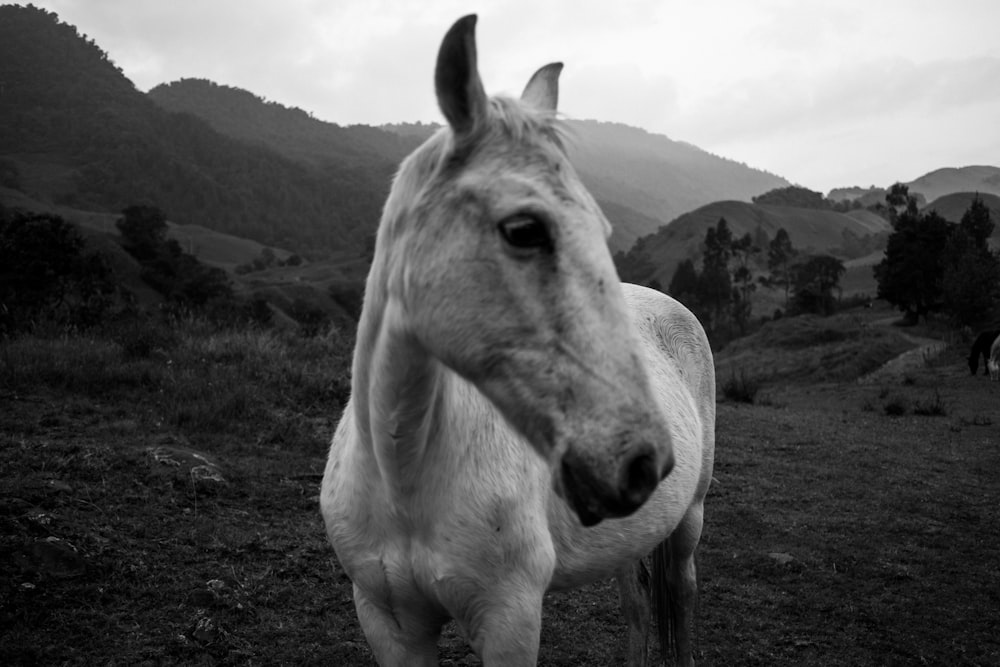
[28,0,1000,194]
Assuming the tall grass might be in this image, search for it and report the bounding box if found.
[0,319,354,449]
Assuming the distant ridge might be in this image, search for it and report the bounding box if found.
[828,166,1000,206]
[563,120,790,251]
[905,166,1000,202]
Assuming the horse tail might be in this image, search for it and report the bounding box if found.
[651,539,675,663]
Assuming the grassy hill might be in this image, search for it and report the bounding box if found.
[713,301,915,385]
[921,191,1000,231]
[1,185,368,330]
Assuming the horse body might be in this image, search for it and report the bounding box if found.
[989,335,1000,381]
[321,15,713,666]
[968,330,1000,375]
[323,286,712,665]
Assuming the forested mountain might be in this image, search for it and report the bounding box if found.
[0,4,389,257]
[148,79,421,169]
[564,121,790,251]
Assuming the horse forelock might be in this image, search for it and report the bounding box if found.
[377,94,572,247]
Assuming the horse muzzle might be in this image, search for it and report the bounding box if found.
[557,444,673,527]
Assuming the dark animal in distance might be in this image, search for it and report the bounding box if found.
[968,330,1000,376]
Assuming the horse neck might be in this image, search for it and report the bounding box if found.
[350,252,458,499]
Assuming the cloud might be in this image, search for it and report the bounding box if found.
[669,56,1000,145]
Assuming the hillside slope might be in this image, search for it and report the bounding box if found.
[616,200,891,292]
[907,166,1000,202]
[565,120,790,251]
[147,78,421,169]
[922,191,1000,230]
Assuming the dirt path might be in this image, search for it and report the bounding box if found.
[857,329,949,385]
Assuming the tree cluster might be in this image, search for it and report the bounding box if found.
[234,247,303,275]
[0,208,121,334]
[753,185,862,213]
[874,186,999,325]
[117,205,232,308]
[666,218,845,345]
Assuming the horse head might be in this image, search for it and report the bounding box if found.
[374,15,674,526]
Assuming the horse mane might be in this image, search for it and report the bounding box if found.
[393,95,569,202]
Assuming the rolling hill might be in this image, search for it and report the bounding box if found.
[922,191,1000,228]
[827,167,1000,209]
[906,166,1000,202]
[615,199,892,296]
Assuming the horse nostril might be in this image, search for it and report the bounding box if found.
[620,451,658,510]
[660,448,674,481]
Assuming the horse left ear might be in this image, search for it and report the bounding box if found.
[521,63,563,112]
[435,15,488,136]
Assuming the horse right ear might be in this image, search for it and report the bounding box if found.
[521,63,563,112]
[435,15,488,136]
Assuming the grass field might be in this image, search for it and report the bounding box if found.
[1,313,998,665]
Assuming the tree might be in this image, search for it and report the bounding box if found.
[0,212,118,333]
[696,218,733,332]
[874,201,951,323]
[765,228,797,307]
[959,194,994,246]
[730,232,759,334]
[791,255,845,316]
[668,259,699,308]
[940,196,1000,325]
[116,204,168,261]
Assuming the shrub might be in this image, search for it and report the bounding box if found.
[913,390,947,417]
[0,211,120,334]
[883,396,909,416]
[722,368,761,404]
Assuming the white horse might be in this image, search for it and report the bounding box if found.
[989,335,1000,381]
[321,15,715,666]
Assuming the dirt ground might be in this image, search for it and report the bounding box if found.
[2,340,999,665]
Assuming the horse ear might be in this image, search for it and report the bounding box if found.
[521,63,563,112]
[435,15,488,136]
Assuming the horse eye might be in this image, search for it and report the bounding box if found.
[498,215,551,250]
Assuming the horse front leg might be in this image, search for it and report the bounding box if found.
[463,586,545,666]
[353,585,444,667]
